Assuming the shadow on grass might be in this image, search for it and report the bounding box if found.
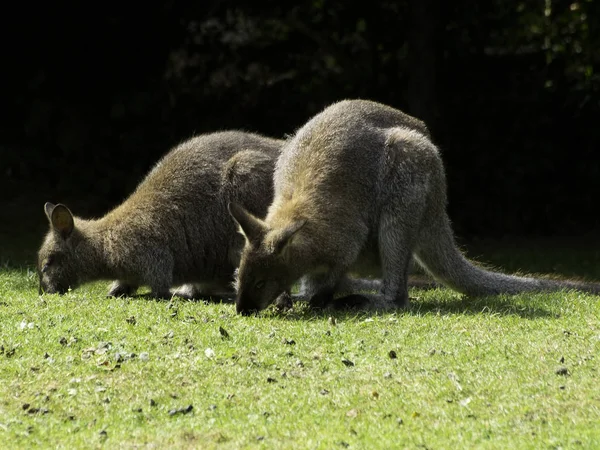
[407,294,558,319]
[272,291,559,321]
[29,283,560,321]
[118,286,559,320]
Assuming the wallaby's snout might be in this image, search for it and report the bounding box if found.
[233,274,282,315]
[39,282,68,295]
[234,288,269,315]
[38,273,70,295]
[234,283,286,315]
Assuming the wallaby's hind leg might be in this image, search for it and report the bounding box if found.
[378,206,422,308]
[107,281,138,298]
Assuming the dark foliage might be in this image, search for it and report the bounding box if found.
[2,0,599,236]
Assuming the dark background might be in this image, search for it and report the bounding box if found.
[2,0,599,260]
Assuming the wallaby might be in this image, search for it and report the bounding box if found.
[38,131,283,299]
[229,99,600,314]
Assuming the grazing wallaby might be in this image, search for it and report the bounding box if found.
[229,99,600,314]
[38,131,283,299]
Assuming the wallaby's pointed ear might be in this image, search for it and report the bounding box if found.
[272,219,307,255]
[44,202,55,221]
[50,204,74,239]
[228,202,267,244]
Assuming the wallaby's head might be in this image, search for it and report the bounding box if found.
[228,202,306,315]
[38,202,81,295]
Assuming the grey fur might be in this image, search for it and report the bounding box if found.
[230,99,600,314]
[38,131,282,299]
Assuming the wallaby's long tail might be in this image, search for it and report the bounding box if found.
[413,204,600,296]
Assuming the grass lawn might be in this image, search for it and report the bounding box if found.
[0,238,599,449]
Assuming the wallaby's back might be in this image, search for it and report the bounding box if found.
[121,131,282,281]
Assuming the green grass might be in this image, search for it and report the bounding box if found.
[1,257,599,449]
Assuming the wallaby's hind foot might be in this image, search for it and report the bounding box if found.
[107,281,138,298]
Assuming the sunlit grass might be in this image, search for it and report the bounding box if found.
[1,262,599,449]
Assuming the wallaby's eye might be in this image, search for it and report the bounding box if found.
[255,280,265,290]
[42,255,54,273]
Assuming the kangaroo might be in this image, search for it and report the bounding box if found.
[38,131,283,299]
[229,99,600,314]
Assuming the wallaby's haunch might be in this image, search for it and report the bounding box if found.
[229,99,600,314]
[38,131,282,299]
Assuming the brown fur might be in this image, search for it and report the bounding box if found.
[38,131,282,299]
[230,99,600,314]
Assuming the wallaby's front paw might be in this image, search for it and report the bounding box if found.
[274,291,293,312]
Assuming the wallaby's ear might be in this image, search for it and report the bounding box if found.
[271,219,307,255]
[228,202,267,244]
[50,204,74,239]
[44,202,56,221]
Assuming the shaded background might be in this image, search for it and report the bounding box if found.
[1,0,599,264]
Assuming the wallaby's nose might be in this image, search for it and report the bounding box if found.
[42,283,68,295]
